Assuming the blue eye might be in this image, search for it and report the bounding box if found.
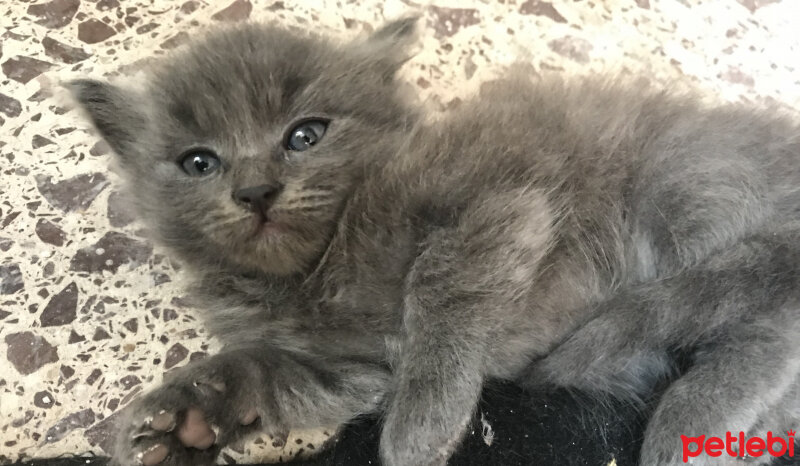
[286,119,328,152]
[180,150,221,176]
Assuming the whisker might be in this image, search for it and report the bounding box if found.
[287,191,334,200]
[203,215,251,231]
[281,202,337,211]
[304,185,337,192]
[282,206,326,214]
[204,211,239,223]
[292,194,334,203]
[283,198,335,205]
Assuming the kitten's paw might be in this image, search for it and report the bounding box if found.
[379,438,449,466]
[379,415,451,466]
[112,358,270,466]
[113,404,224,466]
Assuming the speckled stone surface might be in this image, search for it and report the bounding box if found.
[1,0,799,463]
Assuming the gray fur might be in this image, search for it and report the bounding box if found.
[69,18,800,466]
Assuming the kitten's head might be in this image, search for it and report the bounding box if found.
[69,18,418,276]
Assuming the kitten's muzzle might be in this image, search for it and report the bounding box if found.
[233,183,283,218]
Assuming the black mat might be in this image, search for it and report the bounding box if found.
[10,381,799,466]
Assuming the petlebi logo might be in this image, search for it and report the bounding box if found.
[681,430,796,462]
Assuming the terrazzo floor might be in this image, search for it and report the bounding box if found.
[1,0,799,463]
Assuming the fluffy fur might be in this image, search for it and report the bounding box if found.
[69,17,800,466]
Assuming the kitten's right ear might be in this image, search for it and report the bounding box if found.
[65,79,147,158]
[359,15,421,75]
[369,15,419,45]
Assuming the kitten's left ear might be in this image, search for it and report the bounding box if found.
[65,79,148,159]
[360,15,421,75]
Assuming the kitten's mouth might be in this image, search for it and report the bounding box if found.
[250,212,287,237]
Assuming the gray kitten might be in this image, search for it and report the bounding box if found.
[68,17,800,466]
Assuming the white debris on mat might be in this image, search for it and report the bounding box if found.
[480,412,494,447]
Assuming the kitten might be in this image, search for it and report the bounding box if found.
[68,17,800,466]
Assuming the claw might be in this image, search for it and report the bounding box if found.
[151,410,176,432]
[141,444,169,466]
[132,430,160,441]
[193,379,226,393]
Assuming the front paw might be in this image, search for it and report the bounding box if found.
[379,409,462,466]
[111,356,276,466]
[379,423,449,466]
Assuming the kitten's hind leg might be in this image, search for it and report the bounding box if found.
[520,287,676,401]
[735,373,800,465]
[641,308,800,466]
[527,232,800,465]
[527,232,800,396]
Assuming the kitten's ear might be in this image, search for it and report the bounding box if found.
[361,15,421,75]
[65,79,148,158]
[370,15,419,44]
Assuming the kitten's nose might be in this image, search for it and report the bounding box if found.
[234,183,282,214]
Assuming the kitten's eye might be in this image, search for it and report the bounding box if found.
[180,150,221,177]
[286,119,328,152]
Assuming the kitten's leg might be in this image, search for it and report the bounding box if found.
[112,346,389,466]
[641,308,800,466]
[379,291,487,466]
[528,233,800,465]
[522,286,676,399]
[528,233,800,396]
[744,374,800,465]
[381,189,557,466]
